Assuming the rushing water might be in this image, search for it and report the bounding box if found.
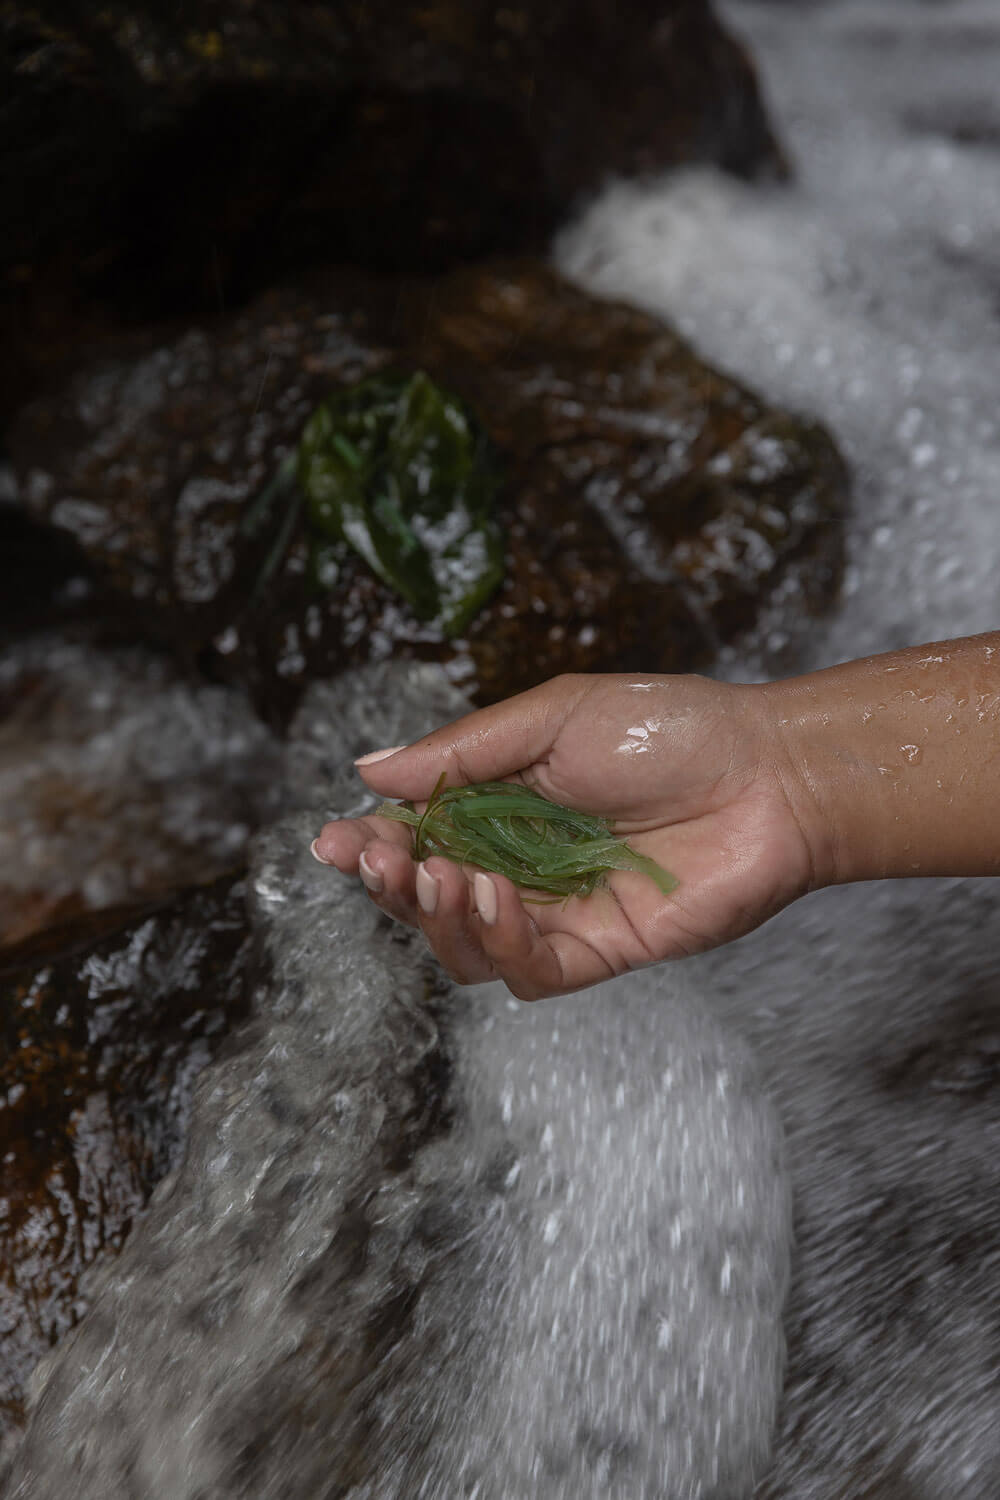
[2,669,790,1498]
[559,1,1000,1494]
[6,1,1000,1496]
[561,0,1000,671]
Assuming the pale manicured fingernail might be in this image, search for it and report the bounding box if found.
[416,862,439,916]
[310,838,336,866]
[355,745,405,766]
[358,851,383,894]
[474,872,498,926]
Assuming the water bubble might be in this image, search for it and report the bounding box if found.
[897,407,923,443]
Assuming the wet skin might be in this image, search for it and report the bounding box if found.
[314,633,1000,1000]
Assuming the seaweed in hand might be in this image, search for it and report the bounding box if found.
[376,777,677,900]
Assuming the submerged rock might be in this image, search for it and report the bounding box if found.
[0,638,284,951]
[0,663,791,1497]
[0,876,250,1442]
[10,262,846,723]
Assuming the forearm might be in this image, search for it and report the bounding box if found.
[764,633,1000,885]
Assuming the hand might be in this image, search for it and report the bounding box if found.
[312,672,817,1000]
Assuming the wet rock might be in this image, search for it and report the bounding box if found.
[2,0,781,404]
[0,662,791,1498]
[0,638,284,951]
[0,494,98,640]
[10,262,846,723]
[0,875,250,1442]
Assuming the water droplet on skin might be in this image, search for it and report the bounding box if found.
[900,744,922,764]
[617,719,657,755]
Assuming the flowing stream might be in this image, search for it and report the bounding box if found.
[558,1,1000,1493]
[6,1,1000,1496]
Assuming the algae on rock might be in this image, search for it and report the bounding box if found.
[296,371,504,636]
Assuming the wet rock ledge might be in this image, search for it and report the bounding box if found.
[9,261,847,725]
[3,0,782,416]
[0,876,250,1439]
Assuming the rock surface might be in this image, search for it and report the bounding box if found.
[0,663,791,1497]
[0,876,250,1441]
[0,638,284,950]
[9,262,846,723]
[0,497,98,641]
[2,0,782,416]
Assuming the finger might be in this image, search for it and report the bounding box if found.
[351,675,590,801]
[484,869,663,967]
[471,873,622,1001]
[312,820,421,928]
[312,814,414,873]
[414,857,497,986]
[358,838,422,927]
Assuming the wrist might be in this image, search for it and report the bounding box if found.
[758,635,1000,888]
[758,674,880,890]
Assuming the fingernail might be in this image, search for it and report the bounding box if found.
[310,838,335,866]
[355,745,405,767]
[474,872,498,926]
[358,851,383,894]
[416,862,439,916]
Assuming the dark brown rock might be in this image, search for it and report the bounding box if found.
[9,262,846,724]
[2,0,781,414]
[0,876,250,1441]
[0,502,99,640]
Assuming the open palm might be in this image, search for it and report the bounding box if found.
[313,673,815,999]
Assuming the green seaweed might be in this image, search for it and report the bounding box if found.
[376,777,677,900]
[296,370,505,636]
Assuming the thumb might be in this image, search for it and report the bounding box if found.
[354,675,587,801]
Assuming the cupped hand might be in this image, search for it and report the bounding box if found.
[312,673,817,1000]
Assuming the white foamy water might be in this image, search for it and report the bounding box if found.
[3,673,790,1500]
[558,3,1000,1494]
[559,0,1000,673]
